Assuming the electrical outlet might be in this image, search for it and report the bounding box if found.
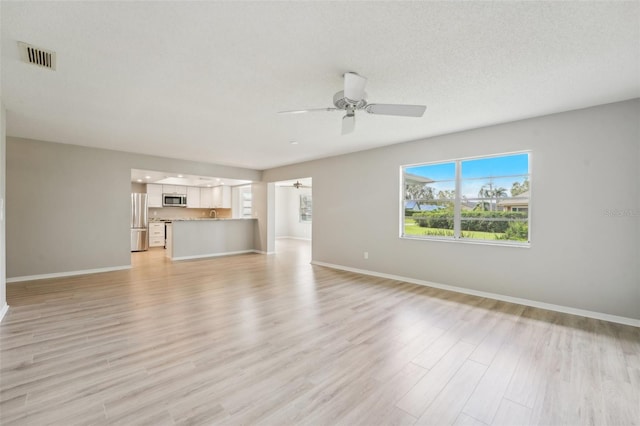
[364,251,368,259]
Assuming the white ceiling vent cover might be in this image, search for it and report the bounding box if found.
[18,42,56,70]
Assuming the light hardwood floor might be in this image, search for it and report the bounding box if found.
[1,239,638,425]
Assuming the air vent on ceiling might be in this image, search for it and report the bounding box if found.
[18,42,56,70]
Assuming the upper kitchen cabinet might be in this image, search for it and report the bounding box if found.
[147,184,163,208]
[200,187,213,208]
[212,186,231,208]
[186,187,201,208]
[163,185,187,194]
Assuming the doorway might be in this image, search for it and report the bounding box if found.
[274,178,312,262]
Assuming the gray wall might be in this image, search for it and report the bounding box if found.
[263,99,640,320]
[6,138,261,278]
[172,220,255,259]
[0,103,6,315]
[251,182,275,253]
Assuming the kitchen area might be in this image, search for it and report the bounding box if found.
[130,169,256,260]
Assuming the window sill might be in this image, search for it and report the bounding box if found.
[400,235,530,248]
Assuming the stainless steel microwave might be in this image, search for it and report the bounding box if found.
[163,194,187,207]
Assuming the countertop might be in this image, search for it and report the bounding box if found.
[150,218,256,222]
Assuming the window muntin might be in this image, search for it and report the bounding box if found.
[402,152,530,245]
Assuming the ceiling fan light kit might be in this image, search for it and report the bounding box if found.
[279,72,427,134]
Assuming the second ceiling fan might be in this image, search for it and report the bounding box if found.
[279,72,426,135]
[292,180,310,189]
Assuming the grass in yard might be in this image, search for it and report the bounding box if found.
[403,219,504,240]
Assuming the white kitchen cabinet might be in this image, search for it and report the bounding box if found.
[212,186,231,208]
[221,186,231,208]
[200,187,213,208]
[212,186,221,207]
[147,184,163,208]
[163,185,187,194]
[148,222,165,247]
[186,186,201,208]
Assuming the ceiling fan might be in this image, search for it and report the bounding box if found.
[278,72,426,135]
[292,181,311,189]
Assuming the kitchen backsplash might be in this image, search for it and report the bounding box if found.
[148,207,232,220]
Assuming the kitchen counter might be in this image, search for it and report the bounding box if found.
[167,218,254,221]
[151,218,254,222]
[165,218,257,260]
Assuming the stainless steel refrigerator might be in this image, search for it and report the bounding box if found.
[131,193,149,252]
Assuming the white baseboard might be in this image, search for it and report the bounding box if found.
[172,250,258,261]
[252,250,276,255]
[0,303,8,323]
[6,265,132,283]
[311,261,640,328]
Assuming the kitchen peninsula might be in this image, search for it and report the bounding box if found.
[165,218,257,260]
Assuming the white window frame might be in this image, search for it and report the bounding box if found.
[400,151,531,247]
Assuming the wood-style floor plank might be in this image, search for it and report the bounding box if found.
[414,359,487,425]
[1,239,638,425]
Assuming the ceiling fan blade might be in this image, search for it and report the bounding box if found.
[365,104,426,117]
[344,72,367,102]
[342,113,355,135]
[278,107,338,114]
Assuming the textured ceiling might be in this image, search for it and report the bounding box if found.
[1,2,638,170]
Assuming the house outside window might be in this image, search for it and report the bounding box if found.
[402,152,531,245]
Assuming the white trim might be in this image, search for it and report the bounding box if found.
[252,250,276,255]
[400,235,530,248]
[276,236,311,241]
[454,158,461,238]
[0,303,8,323]
[311,261,640,328]
[172,250,259,261]
[6,265,132,283]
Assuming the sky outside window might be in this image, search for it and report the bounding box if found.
[405,153,529,200]
[461,153,528,179]
[405,162,455,182]
[461,153,529,200]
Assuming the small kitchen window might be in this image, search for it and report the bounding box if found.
[240,186,253,218]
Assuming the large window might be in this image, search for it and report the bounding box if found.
[402,152,530,245]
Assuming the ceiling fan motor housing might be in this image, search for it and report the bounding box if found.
[333,91,367,111]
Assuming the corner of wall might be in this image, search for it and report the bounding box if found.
[0,100,7,321]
